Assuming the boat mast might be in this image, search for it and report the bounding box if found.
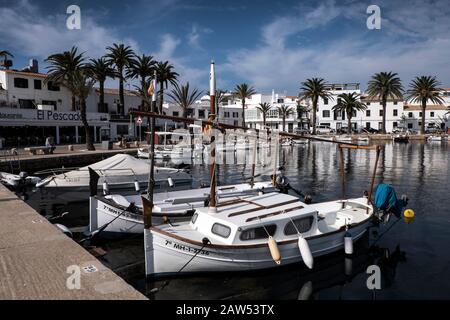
[144,70,158,228]
[209,60,217,213]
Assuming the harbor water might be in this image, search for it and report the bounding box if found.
[25,140,450,299]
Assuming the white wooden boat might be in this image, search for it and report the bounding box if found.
[89,181,277,235]
[281,139,293,147]
[292,139,308,145]
[144,192,374,277]
[35,154,192,202]
[336,136,353,142]
[357,136,370,143]
[428,135,443,142]
[0,172,41,188]
[392,133,409,143]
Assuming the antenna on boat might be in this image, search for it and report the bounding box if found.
[208,60,217,213]
[272,134,279,186]
[250,131,258,188]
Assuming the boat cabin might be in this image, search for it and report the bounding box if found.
[189,193,319,245]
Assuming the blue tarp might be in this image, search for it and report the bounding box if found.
[374,184,406,217]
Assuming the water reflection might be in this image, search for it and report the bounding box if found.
[21,140,450,299]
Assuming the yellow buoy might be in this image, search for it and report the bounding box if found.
[404,209,415,219]
[268,236,281,265]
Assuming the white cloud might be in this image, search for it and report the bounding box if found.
[152,34,207,90]
[223,0,450,93]
[0,0,138,62]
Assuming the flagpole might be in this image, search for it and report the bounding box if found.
[209,60,217,213]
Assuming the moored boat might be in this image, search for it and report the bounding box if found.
[144,192,374,277]
[89,181,277,235]
[36,154,192,202]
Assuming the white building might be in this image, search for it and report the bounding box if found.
[0,64,145,147]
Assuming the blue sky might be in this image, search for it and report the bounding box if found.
[1,0,449,94]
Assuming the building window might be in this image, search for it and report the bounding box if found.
[14,78,29,88]
[47,81,60,91]
[407,123,413,129]
[366,110,371,117]
[117,125,129,135]
[277,98,284,103]
[408,112,413,118]
[379,110,383,116]
[240,225,276,241]
[430,112,435,117]
[367,102,371,106]
[224,112,230,118]
[324,98,329,105]
[419,112,422,117]
[232,112,239,118]
[172,111,179,117]
[322,110,330,118]
[34,79,42,90]
[393,109,398,116]
[393,101,398,105]
[18,99,35,109]
[366,122,371,129]
[198,110,205,119]
[393,122,398,128]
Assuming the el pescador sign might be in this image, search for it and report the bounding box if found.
[0,108,108,123]
[37,110,81,121]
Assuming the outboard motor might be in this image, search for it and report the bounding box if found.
[374,184,408,218]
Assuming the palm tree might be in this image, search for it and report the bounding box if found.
[234,83,256,128]
[45,46,85,111]
[167,82,202,127]
[332,93,367,134]
[71,70,96,150]
[407,76,444,134]
[257,102,272,128]
[367,72,403,134]
[127,54,156,110]
[299,78,332,135]
[86,58,116,113]
[296,101,310,130]
[0,50,13,69]
[155,61,179,114]
[105,43,135,115]
[277,105,294,132]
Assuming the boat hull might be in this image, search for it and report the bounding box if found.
[144,218,371,277]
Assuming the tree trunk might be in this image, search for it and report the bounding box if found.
[263,114,266,128]
[382,96,387,134]
[99,81,105,113]
[182,108,188,129]
[347,112,352,135]
[158,86,164,114]
[81,99,95,151]
[71,95,76,111]
[140,77,146,111]
[241,99,246,128]
[312,98,318,135]
[119,75,124,115]
[421,98,426,135]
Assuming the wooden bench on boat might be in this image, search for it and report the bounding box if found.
[24,146,54,155]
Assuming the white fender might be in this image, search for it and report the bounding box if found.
[268,236,281,265]
[298,236,314,269]
[134,180,140,193]
[344,231,353,255]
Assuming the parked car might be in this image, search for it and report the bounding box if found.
[295,128,310,135]
[337,126,358,134]
[313,125,334,134]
